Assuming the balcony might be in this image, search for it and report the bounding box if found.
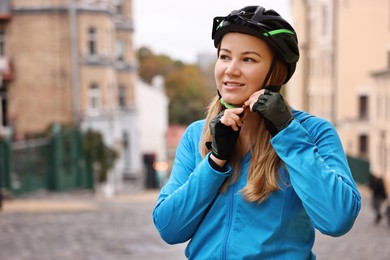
[0,0,11,21]
[0,57,13,81]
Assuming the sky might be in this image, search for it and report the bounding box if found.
[133,0,291,63]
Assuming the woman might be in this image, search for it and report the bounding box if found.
[153,5,361,259]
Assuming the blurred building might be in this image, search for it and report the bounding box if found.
[0,0,142,193]
[288,0,390,188]
[135,75,169,187]
[0,0,12,135]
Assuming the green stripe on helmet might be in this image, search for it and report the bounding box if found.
[263,29,295,37]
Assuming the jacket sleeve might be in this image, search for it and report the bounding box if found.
[271,118,361,237]
[152,124,231,244]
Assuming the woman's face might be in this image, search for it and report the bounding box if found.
[214,32,274,106]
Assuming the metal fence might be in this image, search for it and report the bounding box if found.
[0,126,94,197]
[10,138,51,196]
[347,155,370,184]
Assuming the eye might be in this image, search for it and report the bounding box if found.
[243,57,255,62]
[219,54,230,60]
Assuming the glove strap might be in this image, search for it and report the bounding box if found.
[264,118,278,137]
[208,156,226,172]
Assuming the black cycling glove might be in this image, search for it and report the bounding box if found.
[206,111,240,160]
[252,90,293,136]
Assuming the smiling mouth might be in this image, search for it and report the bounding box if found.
[224,82,244,87]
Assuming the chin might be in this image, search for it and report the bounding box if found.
[226,100,244,107]
[224,96,244,104]
[220,91,246,106]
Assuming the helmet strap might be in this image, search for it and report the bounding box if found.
[217,89,237,109]
[262,56,281,92]
[217,89,222,98]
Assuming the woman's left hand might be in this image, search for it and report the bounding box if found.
[244,89,265,110]
[244,89,293,136]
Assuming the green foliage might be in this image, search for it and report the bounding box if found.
[44,124,117,184]
[137,47,215,125]
[83,130,117,183]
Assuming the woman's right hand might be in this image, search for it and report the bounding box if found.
[208,107,244,162]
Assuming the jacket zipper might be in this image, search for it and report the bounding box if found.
[222,182,236,260]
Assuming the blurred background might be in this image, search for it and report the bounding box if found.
[0,0,389,259]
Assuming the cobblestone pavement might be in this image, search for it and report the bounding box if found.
[0,186,389,260]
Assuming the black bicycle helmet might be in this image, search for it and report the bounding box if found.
[212,5,299,84]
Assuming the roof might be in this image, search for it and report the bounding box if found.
[166,125,187,147]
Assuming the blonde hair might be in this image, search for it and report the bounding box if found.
[200,58,288,203]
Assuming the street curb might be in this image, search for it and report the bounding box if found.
[1,200,98,213]
[1,186,369,214]
[0,189,161,213]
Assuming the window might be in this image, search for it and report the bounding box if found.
[321,4,328,35]
[359,134,368,158]
[386,96,390,119]
[0,30,5,56]
[88,27,97,55]
[359,95,368,119]
[122,130,131,169]
[118,85,127,108]
[89,83,100,109]
[379,131,387,172]
[116,0,123,15]
[116,40,125,61]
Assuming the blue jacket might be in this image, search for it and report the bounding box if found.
[153,109,361,259]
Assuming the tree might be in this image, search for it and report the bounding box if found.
[166,65,213,124]
[137,47,184,84]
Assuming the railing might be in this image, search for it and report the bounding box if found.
[10,138,51,196]
[347,155,370,184]
[0,126,94,197]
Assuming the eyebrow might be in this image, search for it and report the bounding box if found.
[219,48,262,58]
[242,51,262,58]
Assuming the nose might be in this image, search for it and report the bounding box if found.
[225,60,240,77]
